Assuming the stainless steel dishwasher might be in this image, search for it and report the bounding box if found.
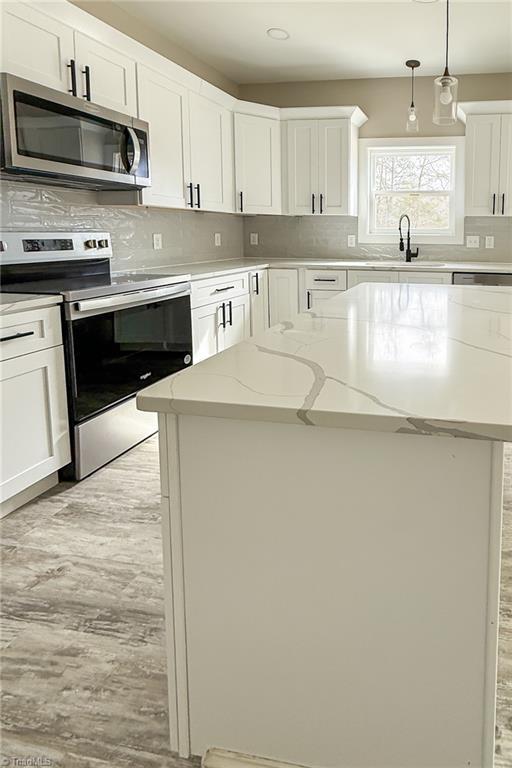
[453,272,512,287]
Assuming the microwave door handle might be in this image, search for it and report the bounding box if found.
[122,127,141,175]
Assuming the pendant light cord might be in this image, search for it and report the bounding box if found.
[444,0,450,75]
[411,67,415,108]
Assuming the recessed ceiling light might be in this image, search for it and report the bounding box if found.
[266,27,290,41]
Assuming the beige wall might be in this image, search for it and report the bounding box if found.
[239,73,512,137]
[70,0,239,97]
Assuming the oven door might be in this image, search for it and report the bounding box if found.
[1,73,150,189]
[66,285,192,424]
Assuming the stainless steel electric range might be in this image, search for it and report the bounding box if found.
[0,232,192,479]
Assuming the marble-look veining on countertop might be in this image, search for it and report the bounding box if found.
[138,283,512,442]
[0,181,244,271]
[243,214,512,263]
[0,293,62,313]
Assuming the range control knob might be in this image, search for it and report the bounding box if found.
[97,239,109,249]
[84,239,97,249]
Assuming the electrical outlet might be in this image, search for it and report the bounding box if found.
[466,235,480,249]
[347,235,356,248]
[485,236,495,249]
[214,232,222,247]
[153,233,162,250]
[250,232,259,246]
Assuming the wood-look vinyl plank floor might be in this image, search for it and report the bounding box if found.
[1,436,511,767]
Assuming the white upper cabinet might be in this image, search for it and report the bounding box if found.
[287,121,319,215]
[465,114,512,216]
[74,32,137,114]
[138,65,190,209]
[234,113,281,214]
[188,92,234,212]
[0,2,75,92]
[286,118,357,216]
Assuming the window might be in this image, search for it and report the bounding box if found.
[358,138,464,245]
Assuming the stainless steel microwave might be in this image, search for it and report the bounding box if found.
[0,73,151,190]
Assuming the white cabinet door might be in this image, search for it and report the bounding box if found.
[287,121,318,215]
[234,114,281,214]
[189,92,234,212]
[138,65,190,209]
[306,289,345,311]
[398,271,452,285]
[0,2,75,92]
[317,119,349,215]
[74,31,137,114]
[498,114,512,216]
[191,302,223,363]
[269,269,299,326]
[465,115,502,216]
[249,270,269,336]
[222,295,250,351]
[347,270,399,289]
[0,346,70,503]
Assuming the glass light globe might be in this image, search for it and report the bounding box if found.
[439,85,453,105]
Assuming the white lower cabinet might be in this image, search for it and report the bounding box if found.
[191,292,250,363]
[306,289,345,311]
[347,270,399,289]
[398,271,452,285]
[269,269,299,326]
[0,343,70,507]
[249,269,269,336]
[222,294,250,350]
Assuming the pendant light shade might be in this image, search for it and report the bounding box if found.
[433,0,458,125]
[405,59,420,133]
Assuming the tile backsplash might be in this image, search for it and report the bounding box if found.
[1,181,510,272]
[0,181,244,271]
[243,215,512,263]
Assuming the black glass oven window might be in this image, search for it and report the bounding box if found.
[70,296,192,423]
[14,91,131,174]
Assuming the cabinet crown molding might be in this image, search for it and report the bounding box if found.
[458,100,512,124]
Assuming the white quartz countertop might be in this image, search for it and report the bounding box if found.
[138,283,512,442]
[0,293,63,313]
[147,257,512,281]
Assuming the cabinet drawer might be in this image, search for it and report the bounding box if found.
[0,306,62,362]
[305,270,347,290]
[191,272,250,309]
[398,271,453,285]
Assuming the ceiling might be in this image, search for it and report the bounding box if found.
[113,0,512,83]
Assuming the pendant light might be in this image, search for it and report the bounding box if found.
[405,60,420,133]
[433,0,458,125]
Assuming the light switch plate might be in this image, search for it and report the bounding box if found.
[347,235,356,248]
[466,235,480,248]
[214,232,222,247]
[250,233,259,246]
[153,233,162,250]
[485,236,495,249]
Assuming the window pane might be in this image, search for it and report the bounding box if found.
[374,152,452,192]
[375,193,450,231]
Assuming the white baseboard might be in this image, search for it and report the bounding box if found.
[203,749,311,768]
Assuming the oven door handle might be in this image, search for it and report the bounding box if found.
[73,283,191,314]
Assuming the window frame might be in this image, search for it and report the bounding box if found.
[358,137,465,245]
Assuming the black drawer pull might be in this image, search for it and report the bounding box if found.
[492,193,496,215]
[82,65,91,101]
[313,278,336,282]
[220,302,226,328]
[306,290,312,309]
[502,193,505,215]
[320,193,324,214]
[228,300,233,326]
[240,191,244,213]
[214,286,235,293]
[311,193,315,214]
[0,331,35,343]
[187,182,194,207]
[195,183,201,208]
[68,59,77,96]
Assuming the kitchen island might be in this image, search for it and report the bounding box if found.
[137,282,512,768]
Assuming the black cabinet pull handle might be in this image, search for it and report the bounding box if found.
[492,193,496,215]
[214,285,235,293]
[254,272,259,295]
[314,277,336,282]
[220,302,226,328]
[187,183,194,207]
[82,65,91,101]
[195,183,201,208]
[0,331,35,343]
[240,191,244,213]
[67,59,77,96]
[502,193,505,215]
[311,193,315,214]
[306,290,312,309]
[320,193,324,214]
[228,300,233,326]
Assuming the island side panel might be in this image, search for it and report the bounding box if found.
[170,414,502,768]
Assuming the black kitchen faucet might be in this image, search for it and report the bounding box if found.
[398,214,419,263]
